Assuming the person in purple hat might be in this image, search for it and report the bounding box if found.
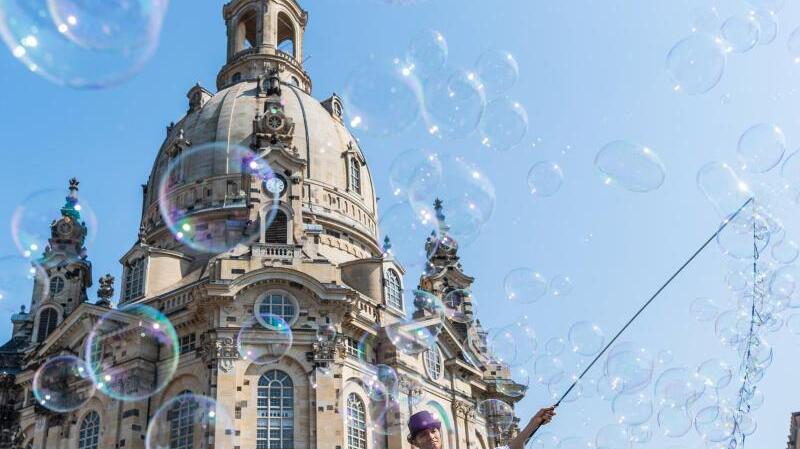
[407,406,556,449]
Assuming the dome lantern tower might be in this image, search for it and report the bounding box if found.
[218,0,311,92]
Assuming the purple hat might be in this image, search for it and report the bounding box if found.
[408,410,441,441]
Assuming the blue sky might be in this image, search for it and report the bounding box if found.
[1,0,800,448]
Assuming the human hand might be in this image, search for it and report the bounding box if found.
[532,406,556,427]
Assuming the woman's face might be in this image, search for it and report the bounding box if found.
[413,427,442,449]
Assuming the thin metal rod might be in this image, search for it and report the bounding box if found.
[524,197,754,446]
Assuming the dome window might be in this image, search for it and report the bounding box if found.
[349,158,362,194]
[277,12,296,59]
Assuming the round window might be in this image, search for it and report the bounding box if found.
[254,292,298,327]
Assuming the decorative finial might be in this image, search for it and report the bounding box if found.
[138,225,147,244]
[20,305,26,314]
[382,235,393,254]
[96,274,115,307]
[433,198,445,222]
[61,178,82,221]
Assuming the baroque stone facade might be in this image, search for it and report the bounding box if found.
[0,1,525,448]
[789,412,800,449]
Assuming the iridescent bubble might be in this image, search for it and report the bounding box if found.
[534,354,565,385]
[545,337,567,356]
[596,374,623,400]
[388,148,441,198]
[85,304,179,401]
[146,394,233,449]
[474,49,519,98]
[751,10,778,45]
[0,255,49,316]
[33,355,94,413]
[604,343,654,394]
[772,237,800,264]
[487,317,537,367]
[237,313,293,365]
[422,68,486,140]
[694,406,736,442]
[657,405,692,438]
[690,297,718,322]
[568,321,605,356]
[667,34,727,95]
[527,161,564,198]
[549,274,573,297]
[498,366,530,398]
[479,97,528,151]
[503,268,548,304]
[530,431,560,449]
[407,154,495,247]
[697,358,732,389]
[770,264,800,297]
[595,141,666,192]
[405,29,447,80]
[654,367,705,407]
[476,399,514,438]
[0,0,167,88]
[696,162,752,219]
[379,201,438,270]
[438,288,475,323]
[789,27,800,63]
[737,123,786,173]
[612,392,653,425]
[595,424,628,449]
[716,214,770,260]
[548,373,581,404]
[557,436,595,449]
[715,309,750,347]
[343,57,420,137]
[385,314,440,355]
[12,187,98,258]
[316,322,336,342]
[157,143,276,254]
[721,16,760,53]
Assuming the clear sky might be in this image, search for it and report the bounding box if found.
[1,0,799,448]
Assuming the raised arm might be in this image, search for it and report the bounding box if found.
[507,406,556,449]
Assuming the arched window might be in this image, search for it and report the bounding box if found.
[169,391,197,449]
[277,13,296,58]
[256,292,296,325]
[236,10,258,52]
[385,270,402,310]
[37,308,58,342]
[265,211,288,244]
[346,393,367,449]
[48,276,65,296]
[78,411,101,449]
[257,371,294,449]
[424,346,442,380]
[350,159,361,194]
[124,258,146,301]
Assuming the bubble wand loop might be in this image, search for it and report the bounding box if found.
[524,197,755,446]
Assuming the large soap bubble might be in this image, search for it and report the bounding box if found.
[595,141,666,192]
[666,34,727,95]
[237,313,293,365]
[379,201,438,270]
[479,97,528,151]
[567,321,605,356]
[405,29,448,80]
[33,355,95,412]
[604,342,654,394]
[527,161,564,198]
[696,162,752,218]
[721,15,759,53]
[737,123,786,173]
[146,394,233,449]
[0,255,49,316]
[474,49,518,99]
[422,68,486,140]
[504,267,547,304]
[0,0,168,88]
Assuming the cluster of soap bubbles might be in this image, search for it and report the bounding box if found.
[668,2,785,95]
[156,142,282,254]
[343,30,528,151]
[0,0,169,88]
[503,267,573,303]
[382,149,496,267]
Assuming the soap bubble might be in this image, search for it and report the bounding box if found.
[487,317,537,366]
[85,304,179,401]
[696,162,752,219]
[626,424,652,444]
[656,349,674,366]
[0,0,168,88]
[237,313,293,365]
[568,321,605,356]
[479,97,528,151]
[498,366,530,398]
[534,354,565,385]
[690,297,718,322]
[548,373,582,404]
[604,343,654,394]
[422,68,486,140]
[697,358,732,389]
[656,405,692,438]
[549,274,573,297]
[530,431,560,449]
[12,187,98,258]
[595,141,666,192]
[504,268,548,304]
[595,424,629,449]
[772,237,799,264]
[0,255,49,315]
[694,406,736,442]
[612,392,653,425]
[751,10,778,45]
[33,355,94,413]
[476,399,514,438]
[737,123,786,173]
[716,213,770,260]
[157,143,277,254]
[691,6,720,33]
[546,337,567,356]
[385,314,441,355]
[442,288,476,323]
[389,148,440,198]
[474,49,518,98]
[407,154,495,247]
[379,201,438,270]
[654,367,705,407]
[715,309,750,347]
[405,29,447,80]
[146,394,233,449]
[527,161,564,198]
[667,34,727,95]
[770,264,800,297]
[343,57,420,137]
[721,16,760,53]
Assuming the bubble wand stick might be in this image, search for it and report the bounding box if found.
[524,197,755,446]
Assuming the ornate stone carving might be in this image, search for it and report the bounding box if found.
[199,334,239,374]
[96,274,114,307]
[398,374,423,401]
[453,399,476,420]
[311,328,339,363]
